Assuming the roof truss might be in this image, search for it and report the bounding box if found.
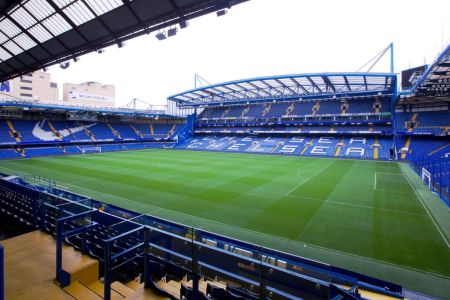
[168,73,397,107]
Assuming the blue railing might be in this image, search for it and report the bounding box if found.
[409,155,450,206]
[0,244,4,300]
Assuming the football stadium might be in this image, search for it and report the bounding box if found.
[0,1,449,300]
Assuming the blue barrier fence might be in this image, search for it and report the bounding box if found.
[0,244,3,300]
[409,155,450,206]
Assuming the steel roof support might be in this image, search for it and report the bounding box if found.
[0,15,44,63]
[289,78,309,95]
[306,76,322,93]
[321,75,335,93]
[44,0,94,49]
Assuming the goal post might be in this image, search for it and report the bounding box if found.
[80,146,102,154]
[421,167,431,189]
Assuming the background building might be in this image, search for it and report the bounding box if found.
[63,82,115,108]
[0,71,59,103]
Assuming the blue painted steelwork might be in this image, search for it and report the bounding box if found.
[0,101,179,119]
[168,73,397,107]
[401,42,450,97]
[0,244,3,300]
[390,43,394,73]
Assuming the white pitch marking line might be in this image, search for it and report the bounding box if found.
[374,172,377,191]
[286,161,333,196]
[400,165,450,249]
[285,194,428,218]
[375,172,404,176]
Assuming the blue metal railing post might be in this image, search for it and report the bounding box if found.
[144,228,150,288]
[56,219,63,283]
[104,240,111,300]
[0,245,4,300]
[191,232,199,300]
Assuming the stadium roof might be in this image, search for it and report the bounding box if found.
[0,0,248,82]
[0,100,178,118]
[168,73,397,107]
[402,42,450,98]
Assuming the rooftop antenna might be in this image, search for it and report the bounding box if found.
[357,43,394,73]
[194,73,211,88]
[121,98,153,110]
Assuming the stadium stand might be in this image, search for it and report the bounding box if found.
[198,97,392,120]
[0,112,186,159]
[178,135,392,160]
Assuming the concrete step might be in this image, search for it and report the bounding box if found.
[64,281,103,300]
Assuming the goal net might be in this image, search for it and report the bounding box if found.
[421,167,431,189]
[80,146,102,154]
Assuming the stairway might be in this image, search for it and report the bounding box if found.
[400,137,411,159]
[341,101,349,114]
[240,105,250,118]
[285,102,295,116]
[64,280,141,300]
[107,123,122,139]
[312,101,320,116]
[407,113,419,132]
[271,139,287,153]
[14,146,26,157]
[150,124,155,136]
[373,136,379,160]
[166,124,177,139]
[220,108,230,118]
[79,122,96,141]
[47,121,62,140]
[130,124,144,138]
[334,137,344,157]
[6,120,21,142]
[301,137,314,155]
[374,98,381,113]
[262,103,272,117]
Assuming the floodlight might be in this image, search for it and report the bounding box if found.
[180,20,189,29]
[216,9,228,17]
[59,61,70,69]
[168,27,178,37]
[156,32,167,41]
[97,49,105,54]
[118,41,125,48]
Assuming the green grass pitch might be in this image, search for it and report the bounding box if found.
[1,149,449,296]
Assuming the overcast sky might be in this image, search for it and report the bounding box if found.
[47,0,450,108]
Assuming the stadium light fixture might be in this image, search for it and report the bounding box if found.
[156,31,167,41]
[118,41,126,48]
[73,57,80,63]
[216,9,228,17]
[59,61,70,70]
[168,27,178,37]
[97,49,105,54]
[180,20,189,29]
